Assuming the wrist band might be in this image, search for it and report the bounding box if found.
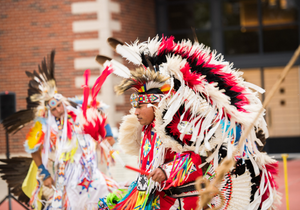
[38,164,51,181]
[158,166,167,180]
[105,124,113,137]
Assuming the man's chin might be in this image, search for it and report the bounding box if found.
[58,113,65,118]
[138,120,145,126]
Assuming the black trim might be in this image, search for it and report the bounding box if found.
[164,182,196,196]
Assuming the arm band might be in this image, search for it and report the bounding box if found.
[38,164,51,181]
[105,124,113,137]
[158,166,168,180]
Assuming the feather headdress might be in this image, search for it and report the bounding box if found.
[98,36,268,159]
[97,35,278,209]
[2,50,74,134]
[115,67,170,95]
[75,68,113,142]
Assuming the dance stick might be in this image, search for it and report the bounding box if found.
[99,141,149,176]
[125,165,150,176]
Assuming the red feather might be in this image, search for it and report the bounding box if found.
[91,66,113,108]
[180,62,202,88]
[83,113,106,142]
[158,36,175,55]
[82,69,90,118]
[261,162,279,206]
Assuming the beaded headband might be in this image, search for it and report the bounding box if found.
[130,93,164,108]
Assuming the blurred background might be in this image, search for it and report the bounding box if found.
[0,0,299,209]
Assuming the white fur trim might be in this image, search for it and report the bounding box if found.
[118,111,142,156]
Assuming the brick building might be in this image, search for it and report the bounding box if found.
[0,0,156,154]
[1,0,300,156]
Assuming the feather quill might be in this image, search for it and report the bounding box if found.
[96,55,131,79]
[95,55,112,65]
[107,37,124,50]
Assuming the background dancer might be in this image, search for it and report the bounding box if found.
[2,51,119,210]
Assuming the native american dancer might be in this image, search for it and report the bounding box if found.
[2,51,119,210]
[95,36,280,210]
[68,94,116,173]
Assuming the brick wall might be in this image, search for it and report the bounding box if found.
[0,0,156,154]
[111,0,157,126]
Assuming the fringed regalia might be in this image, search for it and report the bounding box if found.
[2,51,119,210]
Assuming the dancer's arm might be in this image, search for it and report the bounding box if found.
[31,149,54,188]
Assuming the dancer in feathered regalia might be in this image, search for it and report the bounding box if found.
[96,36,280,210]
[2,51,119,210]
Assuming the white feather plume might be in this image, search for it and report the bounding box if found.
[116,41,142,65]
[146,35,161,56]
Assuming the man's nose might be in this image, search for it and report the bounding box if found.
[59,106,64,113]
[134,109,139,115]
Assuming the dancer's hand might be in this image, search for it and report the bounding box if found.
[148,168,166,183]
[43,176,54,188]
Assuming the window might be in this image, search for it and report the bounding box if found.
[157,0,211,46]
[156,0,300,61]
[222,0,299,55]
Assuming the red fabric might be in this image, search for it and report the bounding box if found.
[67,120,72,140]
[162,151,203,190]
[68,111,77,122]
[67,111,77,140]
[140,122,156,171]
[164,149,176,163]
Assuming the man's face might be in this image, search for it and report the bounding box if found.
[134,103,155,126]
[50,101,65,118]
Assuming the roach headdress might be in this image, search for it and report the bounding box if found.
[98,36,268,157]
[97,36,280,209]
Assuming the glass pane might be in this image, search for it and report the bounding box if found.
[261,0,299,52]
[168,2,210,31]
[263,26,299,52]
[223,0,258,27]
[224,29,259,55]
[172,31,211,47]
[262,0,298,26]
